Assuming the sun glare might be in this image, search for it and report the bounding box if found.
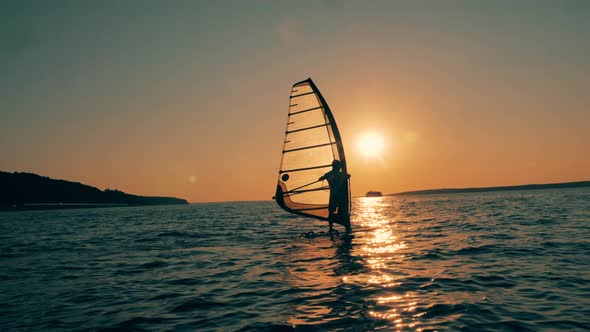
[357,131,385,158]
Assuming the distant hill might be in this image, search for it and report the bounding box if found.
[389,181,590,196]
[0,171,188,211]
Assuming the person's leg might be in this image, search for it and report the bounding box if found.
[344,220,351,233]
[328,195,336,233]
[338,192,351,233]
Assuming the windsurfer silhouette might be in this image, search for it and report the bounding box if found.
[319,159,351,233]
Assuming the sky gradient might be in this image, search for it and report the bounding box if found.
[1,1,589,202]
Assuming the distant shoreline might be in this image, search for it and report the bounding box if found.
[0,203,187,212]
[1,203,127,212]
[1,171,189,212]
[388,181,590,196]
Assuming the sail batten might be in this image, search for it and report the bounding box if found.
[279,164,332,174]
[283,142,336,153]
[286,123,330,134]
[289,106,324,116]
[290,91,316,98]
[274,78,351,226]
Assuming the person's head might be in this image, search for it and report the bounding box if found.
[331,159,342,171]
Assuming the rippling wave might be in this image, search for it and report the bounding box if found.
[1,189,589,331]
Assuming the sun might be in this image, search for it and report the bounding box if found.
[357,131,385,158]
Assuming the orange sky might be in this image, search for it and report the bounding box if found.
[1,2,589,202]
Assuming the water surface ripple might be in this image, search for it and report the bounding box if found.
[1,188,589,331]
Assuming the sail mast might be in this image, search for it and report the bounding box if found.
[306,81,348,173]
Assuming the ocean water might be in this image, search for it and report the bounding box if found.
[1,188,589,331]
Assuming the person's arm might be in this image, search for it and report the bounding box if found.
[319,171,330,181]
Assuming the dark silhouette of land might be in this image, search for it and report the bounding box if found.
[365,191,383,197]
[1,171,188,211]
[389,181,590,196]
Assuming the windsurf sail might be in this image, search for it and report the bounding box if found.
[274,78,351,227]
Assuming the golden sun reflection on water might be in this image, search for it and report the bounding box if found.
[357,197,422,330]
[284,196,435,330]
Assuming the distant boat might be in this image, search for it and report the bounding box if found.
[365,191,383,197]
[274,78,351,229]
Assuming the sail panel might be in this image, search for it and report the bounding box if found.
[275,78,350,225]
[286,109,326,132]
[290,83,313,96]
[284,126,333,151]
[281,144,334,171]
[290,93,320,109]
